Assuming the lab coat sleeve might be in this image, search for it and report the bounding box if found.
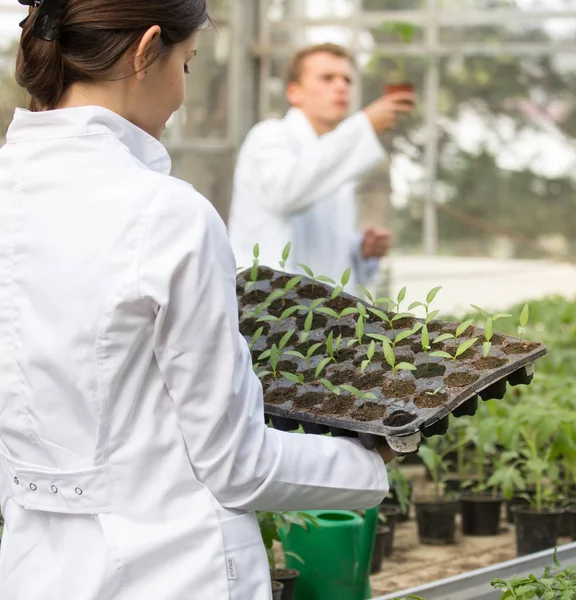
[138,183,389,512]
[246,111,386,218]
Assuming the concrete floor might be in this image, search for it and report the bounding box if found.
[376,256,576,317]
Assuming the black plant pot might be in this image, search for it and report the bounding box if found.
[271,569,299,600]
[415,499,459,545]
[370,524,392,574]
[461,495,503,536]
[444,477,476,494]
[506,494,532,524]
[512,508,564,556]
[558,500,576,537]
[271,581,284,600]
[566,506,576,541]
[378,504,401,552]
[381,483,413,522]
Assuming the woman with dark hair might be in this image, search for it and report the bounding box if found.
[0,1,394,598]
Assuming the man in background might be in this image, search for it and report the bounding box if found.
[228,43,414,288]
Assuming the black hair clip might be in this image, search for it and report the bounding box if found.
[18,0,66,43]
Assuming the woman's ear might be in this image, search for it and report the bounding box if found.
[134,25,162,81]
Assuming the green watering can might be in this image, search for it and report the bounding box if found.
[280,506,379,600]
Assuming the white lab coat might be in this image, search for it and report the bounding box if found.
[0,106,388,600]
[228,108,386,288]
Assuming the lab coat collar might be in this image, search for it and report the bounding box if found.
[284,107,322,143]
[7,106,172,175]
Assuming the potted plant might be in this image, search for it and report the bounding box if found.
[415,438,460,545]
[380,21,417,102]
[507,402,565,556]
[459,404,504,537]
[381,465,413,522]
[257,511,316,600]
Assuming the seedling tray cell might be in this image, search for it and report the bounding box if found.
[238,268,547,454]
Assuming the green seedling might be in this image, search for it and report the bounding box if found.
[382,339,416,380]
[356,286,400,308]
[421,325,432,365]
[280,371,310,393]
[430,337,479,367]
[245,243,260,293]
[316,305,359,329]
[257,330,295,364]
[319,379,341,396]
[366,307,411,334]
[260,343,280,380]
[408,286,442,325]
[297,263,336,288]
[347,314,366,348]
[285,342,323,372]
[330,267,352,300]
[361,340,376,373]
[425,386,444,397]
[279,242,291,272]
[470,305,511,358]
[248,327,264,351]
[368,323,421,351]
[283,275,302,293]
[518,303,530,342]
[257,305,301,327]
[325,330,344,362]
[339,385,376,408]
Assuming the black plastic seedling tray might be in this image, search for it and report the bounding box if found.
[237,267,547,454]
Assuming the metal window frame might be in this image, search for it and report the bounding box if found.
[256,1,576,255]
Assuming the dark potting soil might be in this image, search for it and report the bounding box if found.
[297,285,329,300]
[445,372,480,388]
[326,325,356,338]
[240,318,271,338]
[351,371,385,390]
[503,341,539,355]
[414,392,448,409]
[255,267,275,281]
[390,316,416,329]
[328,369,358,387]
[382,380,416,398]
[333,348,357,362]
[325,296,357,311]
[474,334,505,347]
[311,396,356,417]
[351,403,387,422]
[265,387,293,405]
[427,321,444,332]
[381,354,414,372]
[414,363,446,379]
[293,393,325,410]
[474,356,508,370]
[268,298,299,317]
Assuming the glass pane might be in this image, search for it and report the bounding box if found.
[441,0,576,9]
[425,54,576,258]
[169,27,230,139]
[440,18,576,44]
[362,0,426,10]
[359,57,428,245]
[268,24,355,47]
[171,150,235,221]
[267,0,354,21]
[266,57,291,119]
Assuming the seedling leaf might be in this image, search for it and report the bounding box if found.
[456,319,474,338]
[315,357,333,378]
[434,333,453,344]
[430,351,452,360]
[311,298,325,310]
[483,341,492,358]
[408,301,424,311]
[297,263,314,278]
[257,370,271,380]
[493,312,512,321]
[282,242,291,262]
[396,362,417,371]
[426,309,440,324]
[470,304,488,319]
[395,329,414,344]
[326,331,334,356]
[361,360,370,373]
[331,286,343,300]
[317,275,336,284]
[278,330,295,350]
[426,286,442,305]
[383,343,396,367]
[341,268,351,287]
[341,307,359,318]
[257,315,277,323]
[280,371,303,384]
[456,338,478,357]
[284,350,305,361]
[356,302,367,318]
[485,317,493,342]
[280,306,300,320]
[397,286,407,305]
[341,385,361,397]
[367,340,375,360]
[520,304,530,327]
[319,379,335,392]
[356,317,365,341]
[305,311,314,331]
[317,307,339,319]
[357,285,374,304]
[421,326,430,349]
[391,312,413,321]
[285,276,303,291]
[367,333,391,344]
[368,307,388,321]
[306,343,322,359]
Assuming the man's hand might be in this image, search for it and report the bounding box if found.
[377,443,397,465]
[363,91,415,134]
[362,226,392,259]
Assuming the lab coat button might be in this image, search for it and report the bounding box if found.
[75,487,83,496]
[29,483,37,491]
[51,485,58,494]
[13,477,19,485]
